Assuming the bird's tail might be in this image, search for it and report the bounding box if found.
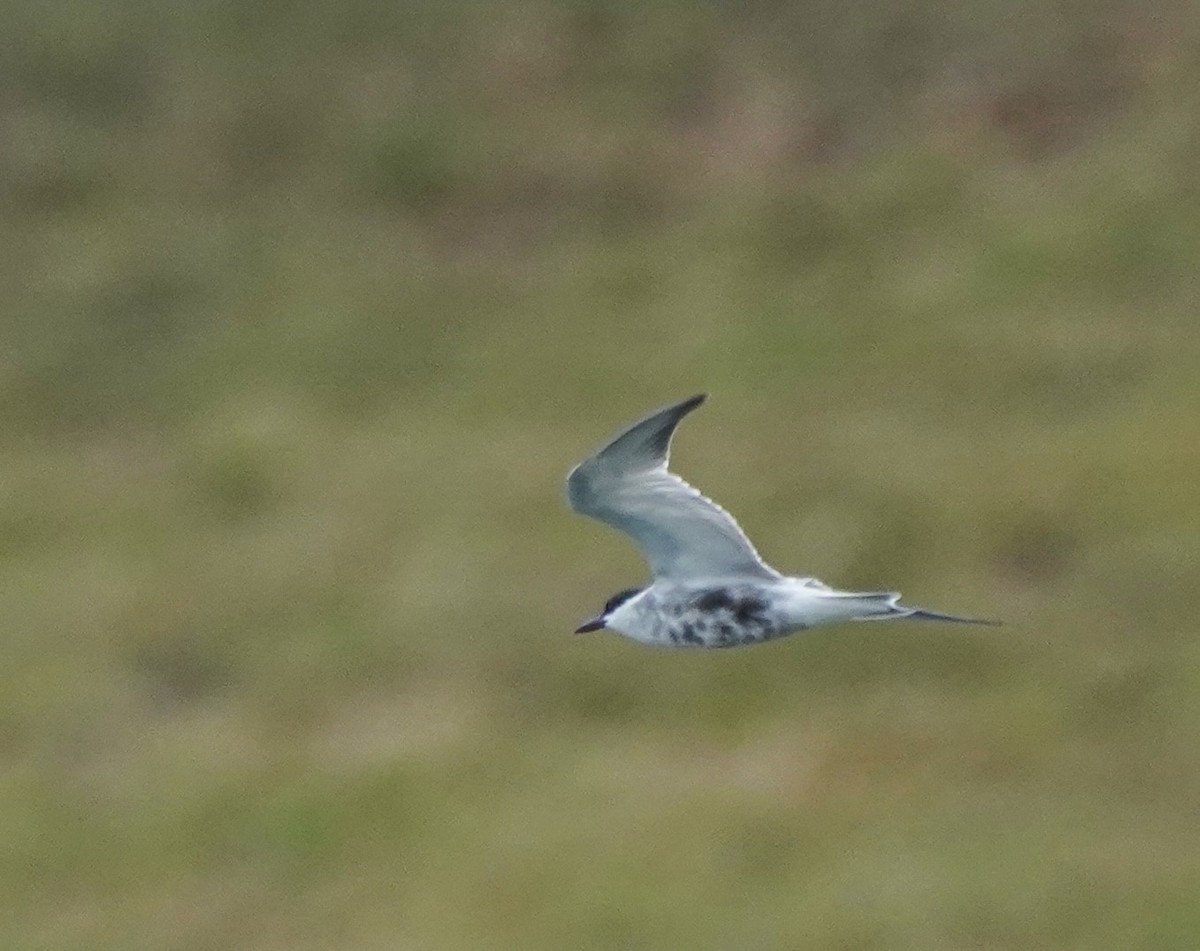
[825,590,1000,626]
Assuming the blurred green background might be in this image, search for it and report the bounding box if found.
[4,1,1200,948]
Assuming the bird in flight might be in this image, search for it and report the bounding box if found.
[566,394,997,648]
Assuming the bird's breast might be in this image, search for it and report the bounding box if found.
[626,584,791,648]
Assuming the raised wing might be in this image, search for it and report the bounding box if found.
[566,394,779,581]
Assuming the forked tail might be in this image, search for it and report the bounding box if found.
[888,605,1000,626]
[829,591,1000,626]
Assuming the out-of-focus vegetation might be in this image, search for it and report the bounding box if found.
[4,1,1200,947]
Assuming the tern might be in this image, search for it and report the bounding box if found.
[567,394,997,648]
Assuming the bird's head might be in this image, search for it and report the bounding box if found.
[574,587,644,634]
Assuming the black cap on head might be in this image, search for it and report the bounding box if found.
[573,587,643,634]
[604,587,643,613]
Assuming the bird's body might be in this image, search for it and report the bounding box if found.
[601,577,989,649]
[567,394,996,648]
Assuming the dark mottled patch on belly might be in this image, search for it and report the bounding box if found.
[695,589,735,613]
[733,594,769,624]
[680,622,704,646]
[678,587,781,647]
[695,589,770,624]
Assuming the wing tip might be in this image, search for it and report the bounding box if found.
[571,392,710,485]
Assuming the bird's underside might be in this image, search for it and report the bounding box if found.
[566,394,998,646]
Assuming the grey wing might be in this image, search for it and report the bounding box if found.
[566,394,780,581]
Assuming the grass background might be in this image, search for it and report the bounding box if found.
[4,1,1200,947]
